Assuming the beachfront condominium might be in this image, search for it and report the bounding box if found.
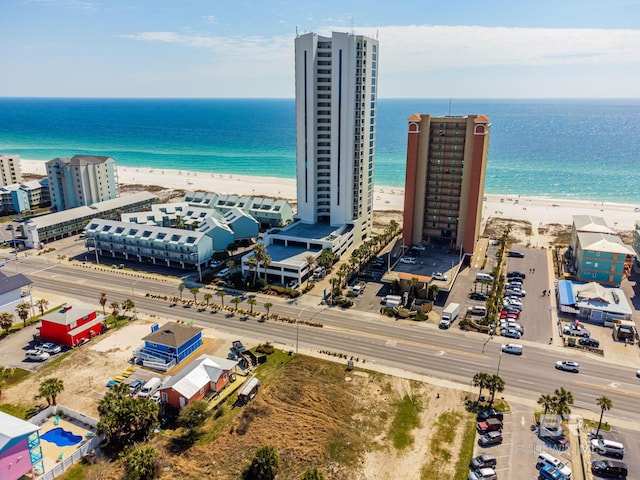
[46,154,119,212]
[0,154,23,187]
[294,31,378,242]
[403,114,491,256]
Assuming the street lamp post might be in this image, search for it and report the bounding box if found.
[496,349,504,377]
[131,279,140,320]
[86,237,100,265]
[191,252,202,282]
[296,308,304,355]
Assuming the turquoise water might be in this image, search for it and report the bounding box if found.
[0,98,638,203]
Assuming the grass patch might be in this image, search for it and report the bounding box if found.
[420,410,463,479]
[0,403,30,419]
[389,394,423,450]
[582,418,611,432]
[453,417,478,480]
[2,367,30,388]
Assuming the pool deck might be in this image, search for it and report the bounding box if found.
[38,415,95,474]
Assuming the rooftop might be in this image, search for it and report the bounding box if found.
[142,321,203,347]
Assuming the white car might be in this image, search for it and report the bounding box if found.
[432,272,448,281]
[412,245,426,251]
[555,360,580,373]
[39,342,62,354]
[399,257,416,264]
[25,349,50,361]
[215,268,230,278]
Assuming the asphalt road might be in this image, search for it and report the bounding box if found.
[13,255,640,426]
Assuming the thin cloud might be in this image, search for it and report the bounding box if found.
[22,0,97,9]
[203,15,216,25]
[122,24,640,74]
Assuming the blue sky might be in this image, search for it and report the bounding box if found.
[2,0,639,98]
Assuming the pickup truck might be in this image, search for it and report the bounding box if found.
[563,324,591,337]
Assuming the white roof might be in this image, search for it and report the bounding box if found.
[577,232,635,255]
[42,305,97,326]
[573,215,614,234]
[0,411,40,450]
[161,355,237,399]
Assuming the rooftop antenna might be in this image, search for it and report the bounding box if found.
[350,17,355,34]
[296,25,298,37]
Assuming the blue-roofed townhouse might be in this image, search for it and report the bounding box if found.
[83,218,213,271]
[0,411,43,480]
[134,321,203,371]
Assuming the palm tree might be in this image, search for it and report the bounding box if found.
[110,301,120,317]
[216,290,227,307]
[36,377,64,406]
[595,396,613,437]
[247,298,257,314]
[178,283,185,301]
[203,293,213,306]
[248,255,259,285]
[537,393,555,418]
[301,468,326,480]
[262,255,271,283]
[231,297,242,311]
[0,312,14,334]
[124,444,159,480]
[486,374,505,404]
[190,288,199,303]
[473,372,490,403]
[15,302,31,327]
[122,299,135,316]
[305,255,316,285]
[264,302,273,319]
[36,298,49,316]
[99,292,107,315]
[0,366,14,400]
[553,387,574,419]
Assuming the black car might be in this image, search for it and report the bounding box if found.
[579,337,600,348]
[470,454,497,469]
[470,292,489,301]
[591,459,627,478]
[507,250,525,258]
[477,408,504,422]
[507,271,526,279]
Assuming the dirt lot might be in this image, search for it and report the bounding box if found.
[3,320,472,479]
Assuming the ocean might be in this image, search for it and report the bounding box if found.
[0,97,638,203]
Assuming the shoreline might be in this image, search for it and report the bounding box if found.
[20,159,639,231]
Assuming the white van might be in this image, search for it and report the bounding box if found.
[476,273,494,282]
[501,343,523,355]
[138,377,162,398]
[536,452,572,478]
[591,438,624,458]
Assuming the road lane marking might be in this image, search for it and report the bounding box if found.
[577,381,640,398]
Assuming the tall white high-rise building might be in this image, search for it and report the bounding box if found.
[294,32,378,242]
[46,155,119,212]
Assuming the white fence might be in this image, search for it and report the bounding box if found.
[28,405,101,479]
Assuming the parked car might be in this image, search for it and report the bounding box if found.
[477,418,503,434]
[501,328,521,339]
[128,379,145,396]
[591,438,625,459]
[468,306,487,316]
[470,454,497,470]
[412,245,426,251]
[507,271,526,279]
[215,268,231,278]
[563,324,591,337]
[539,465,569,480]
[478,431,503,447]
[505,289,525,297]
[579,337,600,348]
[507,276,524,284]
[507,250,525,258]
[477,409,504,422]
[431,272,448,281]
[470,292,489,301]
[546,435,569,450]
[591,459,628,477]
[555,360,580,373]
[39,342,62,354]
[399,257,416,264]
[468,467,497,480]
[25,349,50,362]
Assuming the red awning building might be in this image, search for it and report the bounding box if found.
[38,305,103,347]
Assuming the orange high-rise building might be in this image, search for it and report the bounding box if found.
[403,114,491,256]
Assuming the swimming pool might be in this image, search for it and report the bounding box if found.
[41,427,83,446]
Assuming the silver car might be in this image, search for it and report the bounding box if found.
[555,360,580,373]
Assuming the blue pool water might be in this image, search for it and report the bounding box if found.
[41,427,82,447]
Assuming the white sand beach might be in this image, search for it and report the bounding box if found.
[21,159,640,234]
